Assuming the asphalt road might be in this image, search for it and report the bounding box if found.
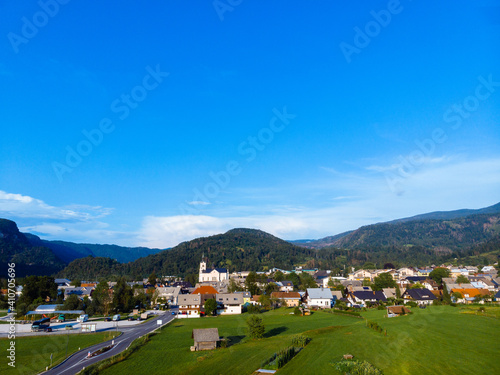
[44,311,175,375]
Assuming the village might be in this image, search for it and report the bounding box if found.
[41,258,500,320]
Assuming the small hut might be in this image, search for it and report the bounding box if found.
[192,328,220,351]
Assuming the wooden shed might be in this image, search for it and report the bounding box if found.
[192,328,220,351]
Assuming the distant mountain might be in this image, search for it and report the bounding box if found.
[24,234,163,264]
[387,202,500,223]
[333,213,500,251]
[296,202,500,249]
[0,219,66,277]
[58,228,318,280]
[290,231,354,249]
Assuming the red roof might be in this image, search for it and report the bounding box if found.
[191,286,218,295]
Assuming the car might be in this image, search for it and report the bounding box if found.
[46,327,52,332]
[128,317,135,321]
[104,317,112,321]
[171,311,176,315]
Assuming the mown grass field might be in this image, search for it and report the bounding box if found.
[99,306,500,375]
[0,331,119,375]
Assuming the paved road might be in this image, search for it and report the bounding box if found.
[44,311,175,375]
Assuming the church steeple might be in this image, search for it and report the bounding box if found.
[200,253,206,272]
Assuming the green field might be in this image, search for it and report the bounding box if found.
[97,306,500,375]
[0,331,119,375]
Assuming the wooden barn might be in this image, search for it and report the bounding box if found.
[192,328,220,351]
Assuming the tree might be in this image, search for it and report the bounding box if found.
[92,279,112,316]
[246,272,260,295]
[395,285,401,299]
[70,280,81,287]
[456,275,469,284]
[273,270,285,282]
[63,294,83,311]
[362,262,377,270]
[383,263,395,269]
[228,279,243,293]
[247,315,265,339]
[429,268,451,285]
[112,277,134,313]
[148,271,157,286]
[204,298,218,316]
[259,294,271,309]
[409,282,424,289]
[372,272,397,290]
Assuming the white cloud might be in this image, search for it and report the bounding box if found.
[188,201,211,206]
[0,190,112,221]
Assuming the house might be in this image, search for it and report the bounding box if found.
[195,281,229,293]
[313,270,331,286]
[271,292,302,307]
[322,276,347,288]
[54,278,71,287]
[249,295,261,305]
[421,279,439,291]
[417,268,433,277]
[305,288,334,308]
[402,288,436,305]
[64,287,93,300]
[450,268,469,278]
[279,281,294,292]
[235,291,252,304]
[155,287,181,305]
[451,288,490,304]
[348,269,374,281]
[387,305,411,317]
[347,291,387,307]
[192,285,219,295]
[199,257,229,283]
[178,294,202,317]
[215,293,244,314]
[382,288,397,299]
[397,267,416,279]
[192,328,219,351]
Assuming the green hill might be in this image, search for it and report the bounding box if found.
[58,228,317,280]
[0,219,66,277]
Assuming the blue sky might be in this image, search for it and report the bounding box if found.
[1,0,499,248]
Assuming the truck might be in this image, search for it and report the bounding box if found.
[56,314,65,322]
[31,317,51,332]
[77,314,89,322]
[112,314,121,321]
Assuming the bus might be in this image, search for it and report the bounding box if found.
[31,317,51,332]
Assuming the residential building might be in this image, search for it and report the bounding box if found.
[402,288,436,305]
[215,293,244,315]
[305,288,334,308]
[271,292,302,307]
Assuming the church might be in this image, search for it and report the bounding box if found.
[199,256,229,283]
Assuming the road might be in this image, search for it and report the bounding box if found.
[43,311,175,375]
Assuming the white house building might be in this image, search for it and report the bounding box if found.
[305,288,334,309]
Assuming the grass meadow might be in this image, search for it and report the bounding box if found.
[97,305,499,375]
[0,331,119,375]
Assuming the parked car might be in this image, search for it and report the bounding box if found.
[112,314,121,321]
[46,327,52,332]
[171,311,176,315]
[104,317,112,321]
[128,317,135,321]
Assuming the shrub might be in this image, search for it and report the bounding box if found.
[294,307,301,316]
[247,304,262,314]
[332,359,383,375]
[291,334,311,347]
